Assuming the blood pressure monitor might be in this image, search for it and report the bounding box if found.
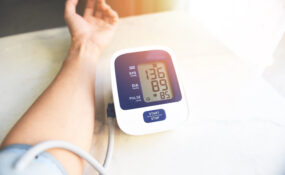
[111,46,189,135]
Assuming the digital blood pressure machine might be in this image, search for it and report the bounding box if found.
[111,46,189,135]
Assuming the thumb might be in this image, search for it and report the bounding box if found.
[64,0,79,28]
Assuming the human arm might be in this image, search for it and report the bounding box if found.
[1,1,118,175]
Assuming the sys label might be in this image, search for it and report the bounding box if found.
[143,109,166,123]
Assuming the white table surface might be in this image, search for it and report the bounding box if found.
[1,12,285,175]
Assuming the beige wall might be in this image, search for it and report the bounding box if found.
[106,0,177,17]
[78,0,178,17]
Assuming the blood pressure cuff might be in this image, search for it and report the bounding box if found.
[0,144,67,175]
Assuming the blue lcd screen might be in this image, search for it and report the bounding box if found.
[115,50,182,110]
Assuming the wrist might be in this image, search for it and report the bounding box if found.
[66,38,101,65]
[63,39,101,77]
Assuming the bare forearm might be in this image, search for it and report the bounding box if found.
[2,42,99,175]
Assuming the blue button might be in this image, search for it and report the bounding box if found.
[143,109,166,123]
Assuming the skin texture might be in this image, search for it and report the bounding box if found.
[1,0,118,175]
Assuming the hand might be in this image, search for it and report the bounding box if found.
[64,0,119,54]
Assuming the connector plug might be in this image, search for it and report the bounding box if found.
[106,103,116,118]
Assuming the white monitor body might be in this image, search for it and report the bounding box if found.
[111,46,189,135]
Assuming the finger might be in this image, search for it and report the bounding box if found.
[94,0,105,14]
[106,10,119,24]
[83,0,96,17]
[108,7,119,22]
[95,11,103,18]
[102,4,119,24]
[65,0,79,20]
[96,0,105,7]
[108,11,119,24]
[93,0,104,18]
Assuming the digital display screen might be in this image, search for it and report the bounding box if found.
[138,62,173,103]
